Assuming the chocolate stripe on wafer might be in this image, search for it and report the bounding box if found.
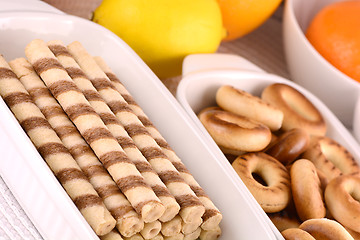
[67,41,204,224]
[93,56,222,229]
[3,91,32,107]
[26,39,164,225]
[0,56,116,236]
[9,57,144,237]
[49,40,179,222]
[0,67,17,79]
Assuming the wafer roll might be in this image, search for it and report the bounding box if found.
[0,55,116,236]
[9,57,144,237]
[161,215,182,237]
[199,226,221,240]
[181,218,202,235]
[123,233,144,240]
[94,56,222,229]
[140,220,161,239]
[101,229,124,240]
[67,41,205,224]
[151,234,164,240]
[183,227,201,240]
[163,233,184,240]
[47,40,180,223]
[24,39,164,223]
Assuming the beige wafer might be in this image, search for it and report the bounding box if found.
[123,233,144,240]
[9,57,144,237]
[163,232,184,240]
[199,226,221,240]
[181,218,203,235]
[24,39,164,223]
[161,215,182,237]
[94,56,222,230]
[67,41,205,224]
[47,40,180,223]
[183,227,201,240]
[100,229,124,240]
[0,55,116,236]
[151,234,164,240]
[140,220,161,239]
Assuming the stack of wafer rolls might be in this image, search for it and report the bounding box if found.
[93,56,222,231]
[24,39,165,223]
[8,57,143,238]
[46,40,180,224]
[0,55,116,236]
[67,41,206,225]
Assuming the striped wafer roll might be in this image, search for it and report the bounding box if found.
[184,227,201,240]
[140,220,161,239]
[100,229,124,240]
[151,234,164,240]
[163,232,184,240]
[0,55,116,236]
[123,233,144,240]
[67,41,205,224]
[24,39,165,223]
[199,226,221,240]
[181,218,202,235]
[9,57,144,237]
[161,215,182,237]
[94,56,222,229]
[47,40,180,223]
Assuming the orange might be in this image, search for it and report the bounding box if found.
[306,1,360,83]
[217,0,282,41]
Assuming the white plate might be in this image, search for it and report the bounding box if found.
[177,54,360,239]
[0,0,64,14]
[0,12,278,240]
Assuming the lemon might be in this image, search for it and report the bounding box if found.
[93,0,224,79]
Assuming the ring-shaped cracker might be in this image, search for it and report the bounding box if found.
[261,83,326,136]
[216,85,283,131]
[325,175,360,233]
[232,152,291,213]
[302,136,360,181]
[299,218,354,240]
[198,108,271,152]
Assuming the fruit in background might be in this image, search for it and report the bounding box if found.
[216,0,282,41]
[93,0,224,79]
[306,1,360,83]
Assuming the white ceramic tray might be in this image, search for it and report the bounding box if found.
[0,11,278,240]
[176,53,360,239]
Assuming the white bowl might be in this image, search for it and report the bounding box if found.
[282,0,360,135]
[0,11,278,240]
[177,53,360,239]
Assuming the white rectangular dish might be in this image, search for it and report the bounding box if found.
[0,11,278,240]
[176,53,360,239]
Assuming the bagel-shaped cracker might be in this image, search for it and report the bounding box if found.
[290,159,326,221]
[299,218,354,240]
[302,136,360,181]
[268,209,301,232]
[216,85,283,131]
[232,152,291,213]
[198,107,271,152]
[266,128,310,165]
[261,83,326,136]
[325,175,360,233]
[281,228,316,240]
